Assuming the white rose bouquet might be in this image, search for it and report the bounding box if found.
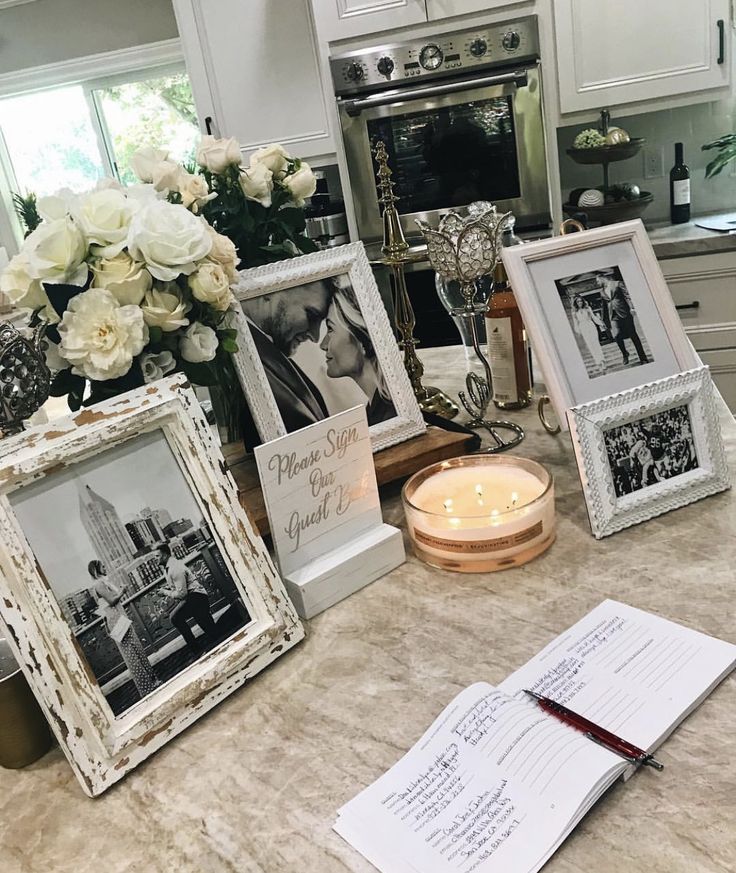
[129,136,318,269]
[1,178,241,411]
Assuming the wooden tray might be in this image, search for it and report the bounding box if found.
[563,191,653,225]
[566,137,645,165]
[225,425,478,536]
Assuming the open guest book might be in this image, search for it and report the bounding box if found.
[334,600,736,873]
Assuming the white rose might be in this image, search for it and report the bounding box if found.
[43,339,68,373]
[57,287,148,381]
[140,350,176,384]
[151,159,185,193]
[94,177,124,193]
[188,262,233,311]
[90,252,152,306]
[130,146,169,183]
[0,252,50,312]
[127,200,213,282]
[140,287,192,332]
[37,188,78,221]
[179,322,218,363]
[204,225,238,280]
[179,173,216,213]
[125,183,161,206]
[283,163,317,206]
[249,143,289,177]
[196,135,242,173]
[73,188,139,258]
[24,217,88,286]
[240,162,273,207]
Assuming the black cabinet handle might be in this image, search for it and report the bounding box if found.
[717,19,725,65]
[205,116,214,135]
[676,300,700,311]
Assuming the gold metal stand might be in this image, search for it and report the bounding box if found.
[371,141,459,420]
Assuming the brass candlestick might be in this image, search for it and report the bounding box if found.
[372,141,459,420]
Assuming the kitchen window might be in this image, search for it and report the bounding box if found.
[0,65,198,219]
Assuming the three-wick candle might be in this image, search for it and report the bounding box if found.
[401,456,555,572]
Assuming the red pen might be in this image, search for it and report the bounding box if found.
[523,689,664,771]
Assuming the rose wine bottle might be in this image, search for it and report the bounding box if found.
[485,261,531,410]
[670,142,691,224]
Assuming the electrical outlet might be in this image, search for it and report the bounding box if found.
[643,147,665,179]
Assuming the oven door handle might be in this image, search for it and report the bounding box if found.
[340,69,529,116]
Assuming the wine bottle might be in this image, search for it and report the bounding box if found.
[670,142,691,224]
[485,261,531,410]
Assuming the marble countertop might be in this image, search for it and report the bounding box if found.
[1,346,735,873]
[646,214,736,259]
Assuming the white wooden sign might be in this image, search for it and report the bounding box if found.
[255,406,404,618]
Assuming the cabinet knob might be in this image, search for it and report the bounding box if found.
[205,116,214,135]
[717,19,725,65]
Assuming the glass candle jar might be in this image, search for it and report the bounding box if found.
[402,456,555,573]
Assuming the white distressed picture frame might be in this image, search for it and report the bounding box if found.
[502,220,700,431]
[567,367,731,539]
[0,375,303,796]
[231,242,426,452]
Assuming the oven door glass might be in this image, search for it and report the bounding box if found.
[366,96,520,212]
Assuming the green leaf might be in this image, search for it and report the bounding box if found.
[50,368,85,398]
[220,338,239,354]
[180,359,220,387]
[148,325,163,345]
[43,283,85,322]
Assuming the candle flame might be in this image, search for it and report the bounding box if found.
[490,509,499,517]
[443,498,453,512]
[475,484,483,495]
[511,491,519,505]
[449,517,461,528]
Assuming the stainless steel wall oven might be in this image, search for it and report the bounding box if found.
[331,16,550,244]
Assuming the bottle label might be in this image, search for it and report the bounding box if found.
[486,315,518,403]
[673,179,690,206]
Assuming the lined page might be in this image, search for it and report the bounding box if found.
[498,600,736,754]
[335,683,623,873]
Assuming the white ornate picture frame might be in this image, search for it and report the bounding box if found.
[502,220,700,431]
[231,242,426,452]
[0,375,303,796]
[567,367,730,539]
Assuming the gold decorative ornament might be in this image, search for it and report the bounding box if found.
[371,141,459,420]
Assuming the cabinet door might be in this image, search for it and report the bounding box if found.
[555,0,731,113]
[173,0,333,160]
[310,0,427,42]
[426,0,524,19]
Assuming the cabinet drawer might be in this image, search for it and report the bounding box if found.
[700,347,736,414]
[659,252,736,330]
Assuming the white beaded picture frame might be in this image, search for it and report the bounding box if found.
[231,242,426,452]
[0,375,303,796]
[567,367,730,539]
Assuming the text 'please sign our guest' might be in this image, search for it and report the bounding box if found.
[254,406,383,577]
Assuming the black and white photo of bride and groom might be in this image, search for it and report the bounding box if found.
[555,266,652,380]
[240,275,398,433]
[10,432,252,717]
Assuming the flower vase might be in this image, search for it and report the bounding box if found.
[208,382,246,446]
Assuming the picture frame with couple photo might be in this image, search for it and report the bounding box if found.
[231,242,426,452]
[0,375,303,796]
[501,220,700,430]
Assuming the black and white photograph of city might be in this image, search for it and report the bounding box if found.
[10,431,252,717]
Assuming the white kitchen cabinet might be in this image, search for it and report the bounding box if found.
[172,0,333,160]
[659,250,736,413]
[309,0,427,42]
[426,0,530,20]
[554,0,731,114]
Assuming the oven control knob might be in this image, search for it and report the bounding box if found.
[502,31,521,51]
[346,62,365,81]
[419,43,444,71]
[377,56,394,76]
[469,38,488,58]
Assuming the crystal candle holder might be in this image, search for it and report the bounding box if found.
[402,455,555,573]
